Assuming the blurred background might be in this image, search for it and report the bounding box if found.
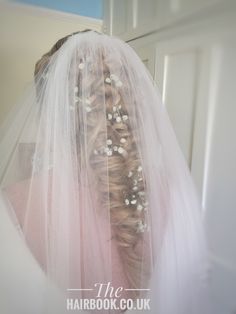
[0,0,235,313]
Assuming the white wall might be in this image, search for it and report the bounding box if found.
[0,1,102,125]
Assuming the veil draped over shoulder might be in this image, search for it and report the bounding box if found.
[0,30,211,314]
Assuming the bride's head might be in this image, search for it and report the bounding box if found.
[34,29,100,77]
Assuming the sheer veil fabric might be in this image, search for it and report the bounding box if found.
[0,31,211,314]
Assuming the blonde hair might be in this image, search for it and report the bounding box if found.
[34,30,149,297]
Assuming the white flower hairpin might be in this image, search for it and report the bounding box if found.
[124,166,148,210]
[107,104,129,124]
[123,165,149,233]
[93,137,128,158]
[105,73,123,87]
[136,220,148,233]
[71,85,93,112]
[78,62,85,70]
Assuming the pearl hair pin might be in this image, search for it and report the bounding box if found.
[105,73,123,88]
[78,62,85,70]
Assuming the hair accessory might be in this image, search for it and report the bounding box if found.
[74,85,93,112]
[105,73,123,87]
[78,62,85,70]
[123,165,149,232]
[106,107,129,124]
[136,220,147,233]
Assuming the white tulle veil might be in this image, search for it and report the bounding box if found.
[0,30,211,314]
